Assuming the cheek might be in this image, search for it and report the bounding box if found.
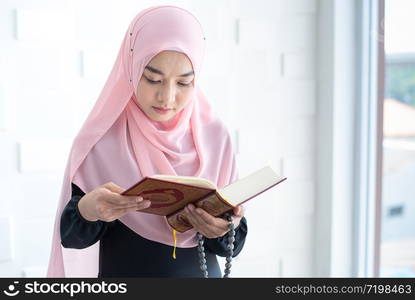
[136,81,156,105]
[177,88,194,107]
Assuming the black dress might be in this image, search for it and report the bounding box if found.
[60,183,248,277]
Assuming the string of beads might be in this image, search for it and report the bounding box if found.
[196,213,235,278]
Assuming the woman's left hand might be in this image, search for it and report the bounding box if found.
[184,204,245,238]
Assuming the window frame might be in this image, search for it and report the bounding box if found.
[353,0,385,277]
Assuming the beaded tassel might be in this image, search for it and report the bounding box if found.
[197,232,208,278]
[197,213,235,278]
[223,214,235,278]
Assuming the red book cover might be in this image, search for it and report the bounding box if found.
[121,166,287,232]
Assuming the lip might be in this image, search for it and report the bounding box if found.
[152,106,172,115]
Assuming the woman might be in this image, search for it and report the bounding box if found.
[47,5,247,278]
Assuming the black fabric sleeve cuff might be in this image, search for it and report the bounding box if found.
[203,216,248,257]
[60,183,109,249]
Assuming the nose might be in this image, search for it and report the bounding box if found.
[157,82,175,108]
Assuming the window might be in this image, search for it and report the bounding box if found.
[380,0,415,277]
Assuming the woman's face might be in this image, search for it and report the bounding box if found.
[135,50,195,122]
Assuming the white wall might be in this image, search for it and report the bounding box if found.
[0,0,318,277]
[314,0,357,277]
[227,0,317,277]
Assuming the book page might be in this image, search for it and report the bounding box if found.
[218,166,285,205]
[151,174,217,189]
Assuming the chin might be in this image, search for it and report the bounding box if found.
[150,112,174,122]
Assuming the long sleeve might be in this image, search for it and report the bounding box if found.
[60,183,109,249]
[203,216,248,257]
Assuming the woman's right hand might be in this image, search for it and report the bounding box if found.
[77,182,151,222]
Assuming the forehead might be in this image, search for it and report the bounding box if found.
[146,50,193,74]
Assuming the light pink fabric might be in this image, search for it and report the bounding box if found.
[47,5,238,277]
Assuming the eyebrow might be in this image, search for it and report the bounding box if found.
[145,65,194,77]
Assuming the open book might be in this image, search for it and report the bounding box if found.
[121,166,287,232]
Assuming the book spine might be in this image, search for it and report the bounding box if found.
[166,192,235,233]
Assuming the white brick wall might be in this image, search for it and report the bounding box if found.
[0,0,317,277]
[225,0,317,277]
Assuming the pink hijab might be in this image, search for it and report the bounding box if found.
[46,5,238,277]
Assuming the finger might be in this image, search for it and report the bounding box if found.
[135,200,151,211]
[233,205,245,217]
[185,206,206,233]
[104,198,149,212]
[192,206,229,233]
[102,182,144,205]
[193,206,222,227]
[103,182,124,194]
[106,194,144,206]
[184,206,200,226]
[104,198,142,209]
[109,204,140,213]
[229,209,243,229]
[113,205,144,219]
[96,204,137,222]
[187,205,224,237]
[197,207,237,234]
[113,200,150,214]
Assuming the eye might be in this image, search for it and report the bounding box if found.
[178,82,192,87]
[144,76,161,84]
[144,75,192,87]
